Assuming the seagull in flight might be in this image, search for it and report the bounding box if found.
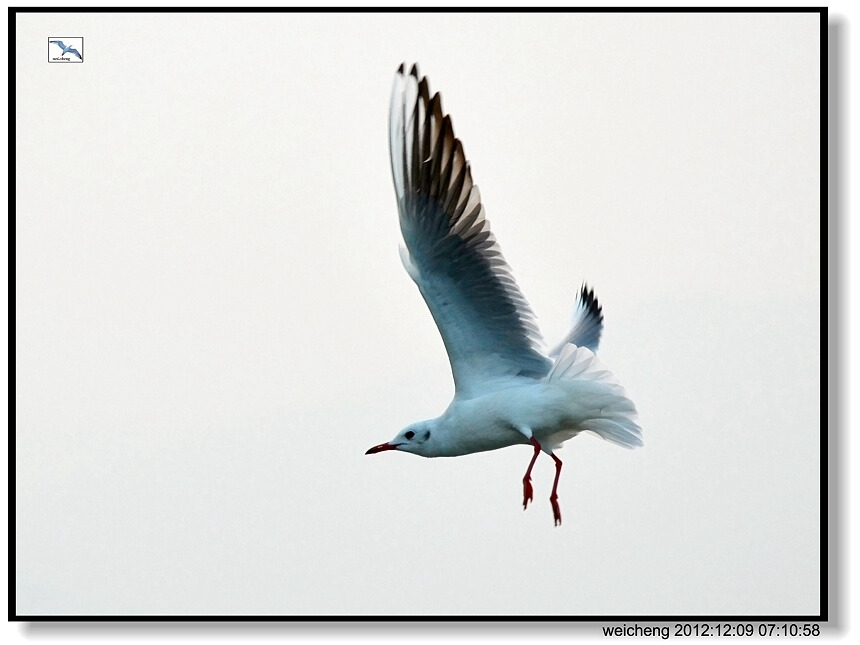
[366,64,642,526]
[50,40,82,60]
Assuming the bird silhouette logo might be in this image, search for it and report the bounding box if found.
[48,38,83,62]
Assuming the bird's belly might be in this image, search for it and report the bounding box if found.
[442,382,583,456]
[446,421,529,456]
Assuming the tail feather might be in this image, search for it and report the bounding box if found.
[548,343,643,449]
[581,418,643,449]
[547,342,623,392]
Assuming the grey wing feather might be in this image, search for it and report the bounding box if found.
[549,284,604,356]
[389,64,551,397]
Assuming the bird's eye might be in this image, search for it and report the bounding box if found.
[404,431,415,440]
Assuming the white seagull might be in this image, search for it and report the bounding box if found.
[49,40,82,60]
[366,64,642,526]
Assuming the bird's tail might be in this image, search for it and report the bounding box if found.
[546,343,643,449]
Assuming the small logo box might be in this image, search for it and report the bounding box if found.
[48,37,83,63]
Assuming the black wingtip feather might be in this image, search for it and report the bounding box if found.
[580,283,603,323]
[418,77,430,103]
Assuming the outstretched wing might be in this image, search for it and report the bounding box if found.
[68,48,82,59]
[50,40,66,49]
[389,64,551,398]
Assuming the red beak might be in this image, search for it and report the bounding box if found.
[365,442,400,455]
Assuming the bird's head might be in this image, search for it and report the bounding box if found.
[365,420,437,457]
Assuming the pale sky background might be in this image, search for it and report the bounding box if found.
[14,10,823,619]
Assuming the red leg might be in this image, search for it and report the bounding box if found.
[550,452,563,526]
[522,437,541,510]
